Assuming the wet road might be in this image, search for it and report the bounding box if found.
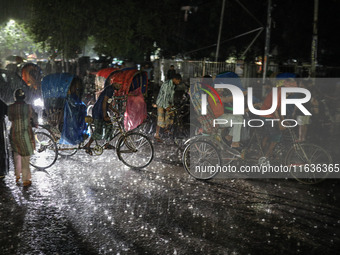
[1,142,340,255]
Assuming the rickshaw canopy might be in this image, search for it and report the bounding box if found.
[41,73,75,101]
[216,71,245,91]
[96,67,119,79]
[94,68,120,99]
[275,72,297,87]
[108,69,148,95]
[41,73,88,145]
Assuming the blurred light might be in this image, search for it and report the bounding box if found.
[34,98,44,107]
[8,19,15,26]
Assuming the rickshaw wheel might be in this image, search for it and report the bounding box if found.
[30,132,58,169]
[57,143,78,157]
[116,132,154,169]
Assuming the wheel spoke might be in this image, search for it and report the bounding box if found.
[30,132,58,169]
[183,140,221,180]
[117,132,154,169]
[286,143,332,184]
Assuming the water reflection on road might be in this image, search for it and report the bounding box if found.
[1,147,340,254]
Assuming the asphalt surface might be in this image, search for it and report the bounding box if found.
[0,140,340,255]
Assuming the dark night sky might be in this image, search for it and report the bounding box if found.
[0,0,27,23]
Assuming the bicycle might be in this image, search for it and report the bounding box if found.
[182,121,332,184]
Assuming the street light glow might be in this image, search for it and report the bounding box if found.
[8,19,15,26]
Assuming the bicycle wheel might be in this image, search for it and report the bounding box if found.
[270,143,289,166]
[137,115,156,135]
[182,140,221,180]
[285,143,332,184]
[172,123,196,149]
[116,132,154,169]
[30,132,58,169]
[57,142,78,157]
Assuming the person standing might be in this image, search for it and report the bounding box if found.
[154,73,182,142]
[167,65,176,80]
[142,63,153,82]
[8,89,38,186]
[0,99,8,178]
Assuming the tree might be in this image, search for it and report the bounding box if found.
[26,0,182,62]
[90,0,182,61]
[25,0,340,65]
[0,19,41,58]
[26,0,93,60]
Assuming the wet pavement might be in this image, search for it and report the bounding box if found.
[1,142,340,255]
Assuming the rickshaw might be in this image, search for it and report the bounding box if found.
[182,75,332,183]
[92,67,148,131]
[33,72,154,169]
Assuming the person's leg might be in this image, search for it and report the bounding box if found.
[155,107,165,139]
[298,125,304,141]
[104,121,113,140]
[261,117,281,157]
[265,124,281,157]
[84,137,94,149]
[155,125,161,138]
[21,156,31,186]
[301,116,310,141]
[164,110,174,134]
[297,115,304,142]
[84,119,103,151]
[218,114,243,147]
[13,152,22,182]
[265,141,277,158]
[262,136,269,150]
[230,115,243,146]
